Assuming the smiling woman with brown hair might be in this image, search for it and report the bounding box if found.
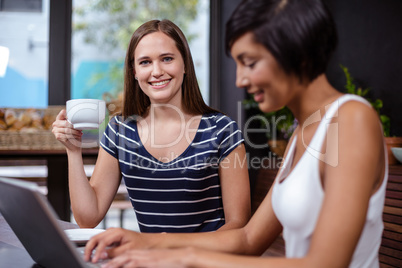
[123,20,219,118]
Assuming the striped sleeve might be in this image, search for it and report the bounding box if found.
[100,116,120,158]
[214,115,244,162]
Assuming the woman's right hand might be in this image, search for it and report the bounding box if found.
[85,228,149,263]
[52,109,83,152]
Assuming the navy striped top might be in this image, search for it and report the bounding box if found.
[100,112,244,233]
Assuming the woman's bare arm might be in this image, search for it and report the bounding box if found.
[67,147,121,227]
[217,144,251,231]
[53,110,121,227]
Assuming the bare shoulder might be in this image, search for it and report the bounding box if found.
[335,100,385,168]
[337,100,382,135]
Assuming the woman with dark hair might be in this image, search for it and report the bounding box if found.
[85,1,387,267]
[52,19,251,233]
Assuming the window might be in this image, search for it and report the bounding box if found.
[0,0,49,108]
[71,0,210,104]
[0,0,42,13]
[0,1,210,108]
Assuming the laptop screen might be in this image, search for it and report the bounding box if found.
[0,177,92,268]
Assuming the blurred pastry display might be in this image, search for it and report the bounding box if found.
[0,106,65,150]
[0,108,56,131]
[5,109,17,127]
[0,119,6,130]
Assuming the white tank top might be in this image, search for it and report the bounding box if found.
[271,94,388,268]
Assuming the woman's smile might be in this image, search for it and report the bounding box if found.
[149,79,172,89]
[252,90,265,103]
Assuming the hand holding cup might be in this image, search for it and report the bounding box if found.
[52,99,106,151]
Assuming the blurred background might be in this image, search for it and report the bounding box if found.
[0,0,210,107]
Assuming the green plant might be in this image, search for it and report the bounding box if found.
[243,97,297,141]
[340,64,391,136]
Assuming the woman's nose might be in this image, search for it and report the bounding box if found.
[236,71,250,88]
[152,62,164,77]
[235,64,249,88]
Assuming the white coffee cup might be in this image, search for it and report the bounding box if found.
[66,99,106,130]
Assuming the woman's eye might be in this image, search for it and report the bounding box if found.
[139,60,150,65]
[163,57,173,62]
[245,61,256,68]
[242,57,257,69]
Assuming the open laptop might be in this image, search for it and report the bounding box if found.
[0,177,106,268]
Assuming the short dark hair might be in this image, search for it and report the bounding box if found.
[226,0,338,82]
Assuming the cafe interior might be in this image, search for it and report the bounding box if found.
[0,0,401,267]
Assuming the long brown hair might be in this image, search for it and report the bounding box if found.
[123,19,219,117]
